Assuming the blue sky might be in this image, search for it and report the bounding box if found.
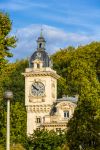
[0,0,100,61]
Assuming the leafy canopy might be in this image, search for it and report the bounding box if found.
[0,11,16,72]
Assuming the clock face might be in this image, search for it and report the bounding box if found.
[37,52,41,57]
[31,81,45,97]
[36,52,41,59]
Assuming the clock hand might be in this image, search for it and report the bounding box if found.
[32,85,39,91]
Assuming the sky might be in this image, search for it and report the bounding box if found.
[0,0,100,61]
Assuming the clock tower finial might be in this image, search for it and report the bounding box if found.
[40,26,43,37]
[37,29,46,51]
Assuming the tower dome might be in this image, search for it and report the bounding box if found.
[29,34,52,68]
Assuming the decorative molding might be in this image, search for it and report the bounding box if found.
[22,71,60,79]
[56,101,76,111]
[26,105,52,113]
[43,123,67,127]
[29,92,46,101]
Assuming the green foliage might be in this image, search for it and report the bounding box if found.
[0,60,28,146]
[64,43,100,150]
[52,42,100,96]
[0,59,28,103]
[25,129,66,150]
[0,101,27,146]
[10,102,27,144]
[8,60,28,103]
[67,95,100,150]
[57,77,68,98]
[0,13,17,143]
[66,42,100,95]
[52,47,74,97]
[85,148,100,150]
[0,11,16,72]
[52,42,100,149]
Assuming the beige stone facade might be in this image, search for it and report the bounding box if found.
[23,34,78,135]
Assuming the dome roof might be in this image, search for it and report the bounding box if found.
[29,34,52,68]
[30,50,51,67]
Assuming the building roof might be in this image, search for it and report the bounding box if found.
[57,95,78,103]
[30,50,51,67]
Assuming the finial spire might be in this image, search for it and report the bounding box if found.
[40,25,43,37]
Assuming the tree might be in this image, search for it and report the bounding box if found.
[0,59,28,146]
[52,46,75,97]
[5,60,28,103]
[0,11,16,140]
[25,129,66,150]
[66,42,100,95]
[66,43,100,150]
[0,11,16,72]
[0,101,27,147]
[52,42,100,149]
[10,102,27,144]
[67,90,100,150]
[52,42,100,96]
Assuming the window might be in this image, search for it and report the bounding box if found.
[39,43,42,48]
[37,63,40,68]
[64,111,69,118]
[36,117,41,123]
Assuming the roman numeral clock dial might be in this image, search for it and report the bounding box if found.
[31,81,45,97]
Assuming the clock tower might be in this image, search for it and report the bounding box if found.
[23,34,60,135]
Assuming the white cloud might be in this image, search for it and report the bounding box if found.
[10,24,99,62]
[0,0,47,11]
[0,2,25,11]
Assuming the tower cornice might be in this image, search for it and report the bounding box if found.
[22,70,60,79]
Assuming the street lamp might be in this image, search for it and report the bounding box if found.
[4,91,13,150]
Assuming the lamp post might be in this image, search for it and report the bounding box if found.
[4,91,13,150]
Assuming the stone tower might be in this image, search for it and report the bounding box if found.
[22,34,59,135]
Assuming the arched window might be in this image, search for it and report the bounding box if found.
[64,111,69,118]
[39,43,42,48]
